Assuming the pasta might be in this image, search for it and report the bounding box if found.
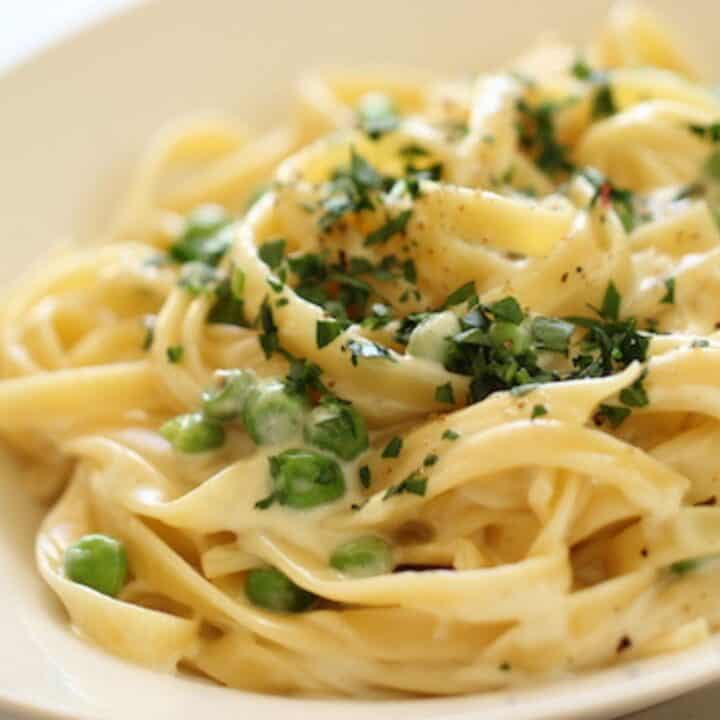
[3,1,720,698]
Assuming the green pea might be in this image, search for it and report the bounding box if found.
[202,369,257,421]
[407,311,461,364]
[330,536,393,578]
[160,412,225,453]
[489,321,531,355]
[245,567,316,612]
[269,448,345,508]
[304,399,368,460]
[64,534,128,597]
[242,380,307,445]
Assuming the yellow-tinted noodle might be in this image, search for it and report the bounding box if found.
[3,1,720,698]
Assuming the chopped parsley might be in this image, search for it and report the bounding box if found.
[582,168,636,233]
[318,149,383,232]
[516,99,575,175]
[592,84,617,120]
[442,281,477,309]
[442,429,460,441]
[399,143,430,158]
[231,268,245,299]
[207,277,247,326]
[257,297,279,358]
[316,318,349,348]
[705,150,720,181]
[381,436,403,458]
[423,453,439,467]
[168,206,232,266]
[689,123,720,142]
[600,280,622,321]
[570,59,617,120]
[358,465,372,489]
[365,209,412,246]
[619,373,649,408]
[435,382,455,404]
[531,404,548,419]
[596,403,631,428]
[383,471,427,500]
[284,357,326,400]
[141,315,155,351]
[669,557,707,576]
[489,297,524,324]
[661,277,676,305]
[571,58,594,81]
[258,238,286,269]
[166,345,184,363]
[402,259,417,284]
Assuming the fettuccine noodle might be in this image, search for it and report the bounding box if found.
[3,2,720,698]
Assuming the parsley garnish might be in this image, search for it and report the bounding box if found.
[583,168,636,232]
[257,297,279,359]
[399,143,430,158]
[365,209,413,246]
[592,84,617,120]
[669,557,706,576]
[571,58,594,81]
[231,268,245,299]
[423,453,439,467]
[381,436,403,458]
[258,238,286,269]
[596,403,631,428]
[442,281,477,309]
[442,429,460,441]
[619,373,649,407]
[358,465,372,489]
[705,151,720,181]
[689,123,720,142]
[142,316,155,351]
[284,357,326,399]
[435,382,455,404]
[402,258,417,284]
[318,149,383,232]
[168,209,232,266]
[316,318,349,348]
[383,471,427,499]
[207,277,247,326]
[661,277,676,305]
[254,495,275,510]
[166,345,184,363]
[516,99,575,175]
[531,404,548,419]
[570,60,617,120]
[489,297,524,324]
[600,280,621,321]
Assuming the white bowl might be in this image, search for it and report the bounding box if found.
[2,1,720,718]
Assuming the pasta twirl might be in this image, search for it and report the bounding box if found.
[3,2,720,699]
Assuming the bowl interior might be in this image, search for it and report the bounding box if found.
[1,1,719,718]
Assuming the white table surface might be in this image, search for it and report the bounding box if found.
[0,2,717,719]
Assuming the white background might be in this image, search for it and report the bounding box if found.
[0,1,718,718]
